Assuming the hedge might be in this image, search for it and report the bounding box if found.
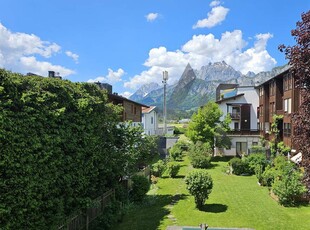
[0,69,148,229]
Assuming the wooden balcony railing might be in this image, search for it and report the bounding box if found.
[229,112,241,119]
[228,129,260,135]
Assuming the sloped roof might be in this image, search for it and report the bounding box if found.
[142,106,156,113]
[215,93,245,104]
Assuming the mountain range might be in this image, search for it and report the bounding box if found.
[130,61,289,112]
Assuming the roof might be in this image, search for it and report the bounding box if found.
[257,68,290,87]
[142,106,156,113]
[216,93,245,104]
[108,93,150,108]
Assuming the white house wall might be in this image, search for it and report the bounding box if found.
[218,87,259,130]
[142,110,158,135]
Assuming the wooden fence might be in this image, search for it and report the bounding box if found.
[57,189,115,230]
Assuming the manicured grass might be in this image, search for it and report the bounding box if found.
[113,155,310,230]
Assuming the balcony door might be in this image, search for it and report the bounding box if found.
[240,105,251,130]
[236,142,248,156]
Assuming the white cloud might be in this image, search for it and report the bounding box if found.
[87,68,125,84]
[124,30,276,90]
[0,23,74,77]
[65,51,79,63]
[146,13,159,22]
[20,56,75,76]
[210,0,221,7]
[193,6,229,29]
[120,91,133,98]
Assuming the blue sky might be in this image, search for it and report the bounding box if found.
[1,0,309,97]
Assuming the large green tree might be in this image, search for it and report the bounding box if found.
[279,10,310,195]
[186,101,231,148]
[0,69,156,229]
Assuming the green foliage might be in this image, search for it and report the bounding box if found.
[186,101,231,149]
[272,165,307,206]
[243,153,268,175]
[188,142,212,169]
[90,200,123,230]
[130,175,150,202]
[151,160,166,177]
[0,69,152,229]
[166,162,180,178]
[277,141,291,155]
[185,170,213,209]
[169,140,189,161]
[228,157,250,175]
[186,101,221,144]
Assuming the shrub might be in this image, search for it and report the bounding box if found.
[169,140,190,161]
[130,175,150,202]
[151,160,166,177]
[185,170,213,209]
[261,165,277,187]
[188,142,212,168]
[228,157,250,175]
[272,166,306,206]
[166,162,180,178]
[243,153,268,175]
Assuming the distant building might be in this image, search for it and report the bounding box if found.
[216,84,260,156]
[142,106,158,135]
[95,82,149,125]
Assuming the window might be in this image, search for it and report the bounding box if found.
[259,87,264,96]
[151,116,154,124]
[270,81,275,96]
[284,98,292,114]
[284,123,291,137]
[134,107,137,115]
[234,122,239,130]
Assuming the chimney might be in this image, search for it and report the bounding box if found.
[48,71,55,78]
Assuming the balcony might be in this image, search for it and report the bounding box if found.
[229,112,241,120]
[228,129,260,135]
[276,110,284,116]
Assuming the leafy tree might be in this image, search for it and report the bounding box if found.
[185,170,213,209]
[279,10,310,195]
[186,101,231,149]
[188,141,212,169]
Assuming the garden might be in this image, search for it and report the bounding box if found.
[112,139,310,230]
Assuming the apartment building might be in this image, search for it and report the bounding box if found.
[257,68,300,152]
[216,84,260,156]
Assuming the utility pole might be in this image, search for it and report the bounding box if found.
[162,71,168,135]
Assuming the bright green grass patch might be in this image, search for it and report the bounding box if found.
[113,155,310,230]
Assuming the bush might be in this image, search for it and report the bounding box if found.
[228,157,250,175]
[272,166,306,206]
[243,153,268,175]
[169,140,190,161]
[185,170,213,209]
[166,162,180,178]
[261,165,277,186]
[130,175,150,202]
[151,160,166,177]
[188,142,212,169]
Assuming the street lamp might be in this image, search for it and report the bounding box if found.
[162,71,168,135]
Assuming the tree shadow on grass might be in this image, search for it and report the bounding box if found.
[113,194,188,230]
[199,203,228,213]
[212,156,234,162]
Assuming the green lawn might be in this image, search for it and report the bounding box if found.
[113,155,310,230]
